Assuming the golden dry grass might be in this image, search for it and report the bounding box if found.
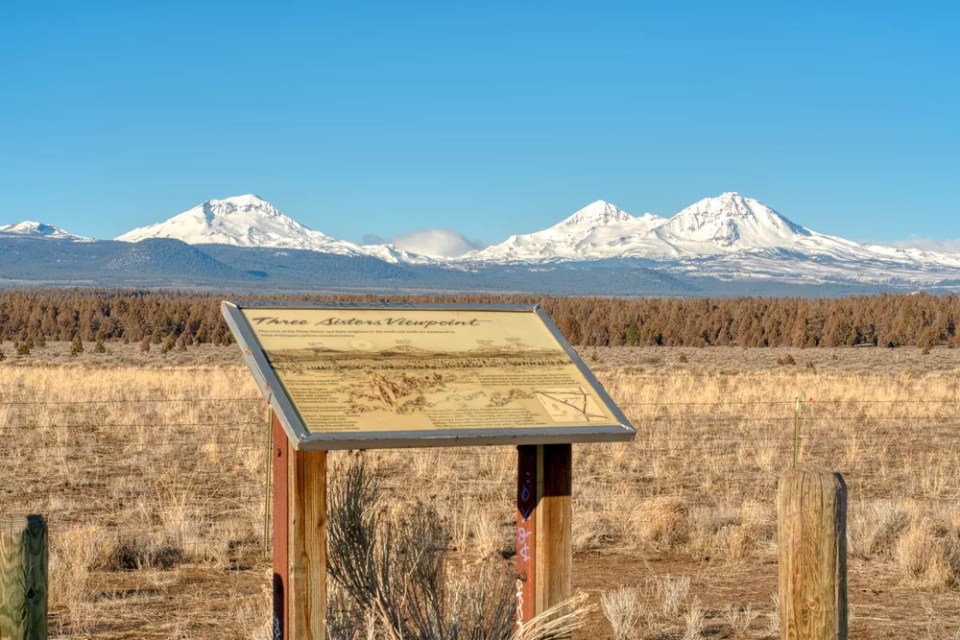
[0,342,959,638]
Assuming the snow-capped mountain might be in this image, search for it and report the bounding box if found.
[115,195,424,264]
[466,193,838,262]
[652,192,811,253]
[83,190,960,291]
[0,221,90,241]
[116,195,362,255]
[463,200,666,262]
[460,192,960,287]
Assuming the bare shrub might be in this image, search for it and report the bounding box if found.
[573,509,625,550]
[327,456,515,639]
[600,586,644,640]
[110,534,185,571]
[471,508,502,559]
[511,591,597,640]
[723,604,759,637]
[849,501,910,558]
[723,500,776,559]
[631,496,689,548]
[766,593,780,636]
[896,518,954,588]
[233,586,272,640]
[682,596,705,640]
[659,574,691,617]
[49,525,110,633]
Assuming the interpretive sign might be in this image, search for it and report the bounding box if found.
[222,301,634,450]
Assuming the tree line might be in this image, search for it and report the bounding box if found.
[0,289,957,350]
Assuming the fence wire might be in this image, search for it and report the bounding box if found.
[1,393,958,637]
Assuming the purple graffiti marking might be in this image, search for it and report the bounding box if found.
[517,526,532,562]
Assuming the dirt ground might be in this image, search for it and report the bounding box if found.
[1,342,959,638]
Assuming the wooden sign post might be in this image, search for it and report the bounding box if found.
[273,414,327,640]
[516,444,572,630]
[224,302,635,639]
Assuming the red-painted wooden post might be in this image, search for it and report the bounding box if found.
[516,444,572,633]
[516,445,538,627]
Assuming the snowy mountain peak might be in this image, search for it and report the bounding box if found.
[463,200,666,263]
[561,200,634,226]
[113,195,439,264]
[220,194,267,206]
[194,194,286,225]
[115,195,360,254]
[657,192,809,250]
[204,194,278,214]
[0,220,90,241]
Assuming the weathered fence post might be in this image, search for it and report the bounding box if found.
[0,515,48,640]
[778,471,847,640]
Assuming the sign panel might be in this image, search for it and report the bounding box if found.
[223,302,635,449]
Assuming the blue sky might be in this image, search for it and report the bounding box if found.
[1,2,957,249]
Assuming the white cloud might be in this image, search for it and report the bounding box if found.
[389,229,482,258]
[891,237,960,254]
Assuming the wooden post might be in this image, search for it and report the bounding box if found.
[0,515,48,640]
[272,415,289,640]
[516,444,572,634]
[778,470,848,640]
[272,414,328,640]
[516,445,538,628]
[288,448,327,640]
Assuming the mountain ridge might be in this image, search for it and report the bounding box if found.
[0,220,90,241]
[5,192,960,292]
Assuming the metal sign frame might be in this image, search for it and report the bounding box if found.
[222,300,635,450]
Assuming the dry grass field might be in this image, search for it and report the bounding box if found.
[1,341,959,638]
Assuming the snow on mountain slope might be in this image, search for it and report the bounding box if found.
[463,200,666,262]
[653,192,810,252]
[648,193,960,275]
[0,221,90,241]
[460,192,960,287]
[468,192,863,263]
[116,195,365,256]
[113,194,439,265]
[106,191,960,288]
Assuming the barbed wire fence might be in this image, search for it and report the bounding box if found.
[2,394,958,522]
[1,393,958,634]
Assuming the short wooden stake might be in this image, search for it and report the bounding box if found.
[516,444,572,635]
[778,470,848,640]
[0,514,48,640]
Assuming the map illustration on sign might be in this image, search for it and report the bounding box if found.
[223,302,634,449]
[535,388,608,423]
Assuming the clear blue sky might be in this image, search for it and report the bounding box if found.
[1,1,957,247]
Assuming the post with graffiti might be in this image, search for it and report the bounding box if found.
[516,443,573,633]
